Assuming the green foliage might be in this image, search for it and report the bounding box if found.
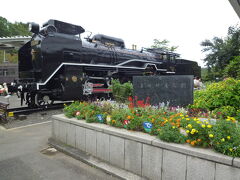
[0,16,31,37]
[63,101,82,118]
[110,108,129,128]
[63,101,101,123]
[151,39,178,52]
[0,50,18,63]
[211,117,240,157]
[111,79,133,103]
[190,78,240,117]
[201,25,240,81]
[158,123,186,143]
[0,16,31,64]
[181,117,211,147]
[223,56,240,79]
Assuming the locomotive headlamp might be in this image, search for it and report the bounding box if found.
[28,22,39,34]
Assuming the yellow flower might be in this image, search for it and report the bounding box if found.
[185,115,189,117]
[229,148,233,152]
[202,124,206,128]
[187,124,192,129]
[207,125,212,128]
[227,136,231,140]
[191,129,197,134]
[209,134,214,138]
[180,114,184,117]
[221,138,225,142]
[197,121,201,124]
[186,118,190,121]
[106,115,111,123]
[186,130,190,133]
[172,126,176,129]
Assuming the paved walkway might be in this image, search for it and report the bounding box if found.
[0,122,119,180]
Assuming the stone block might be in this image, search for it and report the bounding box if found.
[152,139,233,165]
[109,135,125,169]
[96,132,110,162]
[76,126,86,151]
[142,144,162,180]
[162,150,186,180]
[58,121,67,143]
[104,127,156,145]
[186,156,215,180]
[216,163,240,180]
[124,139,142,176]
[233,157,240,168]
[85,129,97,156]
[66,123,76,147]
[52,119,59,139]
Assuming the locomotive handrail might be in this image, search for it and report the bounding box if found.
[117,59,163,66]
[36,61,166,90]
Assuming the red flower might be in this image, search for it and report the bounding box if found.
[124,120,130,125]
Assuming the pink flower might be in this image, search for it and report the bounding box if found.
[76,111,80,116]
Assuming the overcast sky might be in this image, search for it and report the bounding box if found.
[1,0,239,67]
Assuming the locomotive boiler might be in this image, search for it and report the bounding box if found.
[16,19,200,107]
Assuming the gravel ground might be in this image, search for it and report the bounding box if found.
[0,94,64,129]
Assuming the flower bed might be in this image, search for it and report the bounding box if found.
[64,100,240,157]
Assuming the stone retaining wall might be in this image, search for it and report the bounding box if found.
[51,114,240,180]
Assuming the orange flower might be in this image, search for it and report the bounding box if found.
[197,139,201,142]
[112,120,116,123]
[190,141,196,146]
[186,139,191,143]
[127,115,131,120]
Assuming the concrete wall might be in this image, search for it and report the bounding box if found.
[51,114,240,180]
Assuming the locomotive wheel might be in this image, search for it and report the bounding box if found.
[35,94,54,106]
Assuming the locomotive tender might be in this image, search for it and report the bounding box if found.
[16,19,200,106]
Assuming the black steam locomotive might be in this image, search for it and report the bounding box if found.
[15,19,200,107]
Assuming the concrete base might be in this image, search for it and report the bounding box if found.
[51,114,240,180]
[48,138,143,180]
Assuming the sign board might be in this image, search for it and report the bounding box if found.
[133,75,194,107]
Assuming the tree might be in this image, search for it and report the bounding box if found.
[0,16,31,63]
[0,17,10,37]
[201,25,240,80]
[151,39,178,52]
[223,56,240,79]
[0,16,31,37]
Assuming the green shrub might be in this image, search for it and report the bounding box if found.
[111,79,133,103]
[223,56,240,79]
[158,123,186,143]
[190,78,240,117]
[211,117,240,157]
